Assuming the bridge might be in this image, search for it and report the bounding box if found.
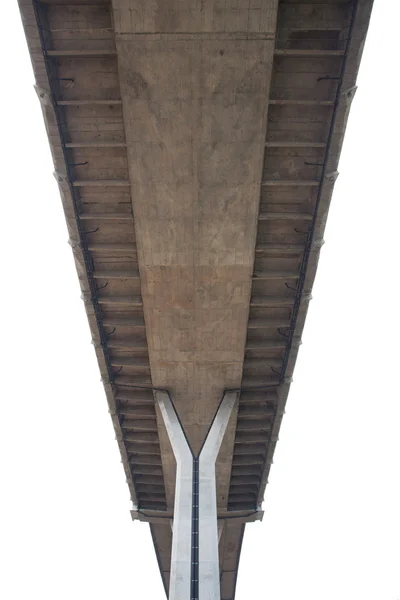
[18,0,373,598]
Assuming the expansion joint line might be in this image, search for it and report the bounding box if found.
[191,457,199,600]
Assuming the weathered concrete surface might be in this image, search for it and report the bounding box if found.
[116,31,275,455]
[113,5,278,520]
[17,0,374,597]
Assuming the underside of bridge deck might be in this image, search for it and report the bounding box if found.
[18,0,373,597]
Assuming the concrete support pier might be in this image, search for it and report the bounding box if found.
[156,391,238,600]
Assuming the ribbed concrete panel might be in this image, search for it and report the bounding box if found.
[226,0,375,514]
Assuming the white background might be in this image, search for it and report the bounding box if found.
[1,2,399,598]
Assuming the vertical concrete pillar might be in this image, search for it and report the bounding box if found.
[198,391,238,600]
[156,391,193,600]
[156,390,238,600]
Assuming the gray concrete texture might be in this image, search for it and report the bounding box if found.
[18,0,374,597]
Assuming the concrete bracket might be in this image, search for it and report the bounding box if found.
[324,170,339,184]
[108,404,118,422]
[341,84,358,106]
[109,407,118,418]
[84,302,95,318]
[80,292,92,305]
[283,376,293,385]
[130,509,171,524]
[130,511,141,524]
[68,238,81,250]
[70,243,85,268]
[312,237,325,249]
[53,170,69,190]
[255,509,264,522]
[102,380,114,395]
[34,84,51,106]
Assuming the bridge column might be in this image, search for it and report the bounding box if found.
[156,391,193,600]
[198,391,238,600]
[156,391,238,600]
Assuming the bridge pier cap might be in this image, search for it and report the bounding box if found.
[156,390,238,600]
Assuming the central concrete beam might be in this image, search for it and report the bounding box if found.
[114,2,278,469]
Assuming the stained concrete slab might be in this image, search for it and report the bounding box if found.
[117,36,275,458]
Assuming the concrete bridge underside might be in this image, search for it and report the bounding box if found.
[18,0,373,597]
